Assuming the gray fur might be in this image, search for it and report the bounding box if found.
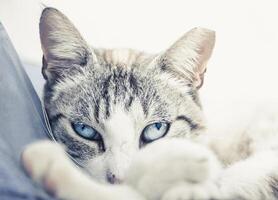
[41,7,205,183]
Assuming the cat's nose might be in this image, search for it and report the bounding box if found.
[106,172,122,184]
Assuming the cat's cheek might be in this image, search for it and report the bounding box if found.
[84,155,107,182]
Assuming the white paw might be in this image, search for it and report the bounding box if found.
[126,138,222,200]
[162,182,220,200]
[21,141,77,197]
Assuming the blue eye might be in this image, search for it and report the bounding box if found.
[72,122,101,141]
[141,122,170,143]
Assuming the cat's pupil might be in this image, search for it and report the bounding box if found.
[155,123,162,130]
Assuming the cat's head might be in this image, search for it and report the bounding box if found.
[40,7,215,184]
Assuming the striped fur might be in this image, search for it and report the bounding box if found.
[41,8,207,183]
[23,7,278,200]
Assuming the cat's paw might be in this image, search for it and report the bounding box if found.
[161,182,220,200]
[21,141,76,196]
[22,141,144,200]
[126,138,222,200]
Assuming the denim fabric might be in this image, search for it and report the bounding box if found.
[0,22,55,200]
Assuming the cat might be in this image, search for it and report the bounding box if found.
[22,7,278,200]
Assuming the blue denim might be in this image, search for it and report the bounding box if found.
[0,23,55,200]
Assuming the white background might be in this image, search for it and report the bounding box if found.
[1,0,278,129]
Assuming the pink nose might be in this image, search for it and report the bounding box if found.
[106,172,122,184]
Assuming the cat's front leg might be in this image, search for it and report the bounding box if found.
[22,141,144,200]
[161,182,219,200]
[126,138,223,200]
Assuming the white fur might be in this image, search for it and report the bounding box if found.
[85,103,146,182]
[22,109,278,200]
[22,138,222,200]
[126,139,222,200]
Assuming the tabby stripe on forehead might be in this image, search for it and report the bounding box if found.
[128,73,139,95]
[125,96,134,110]
[176,115,199,130]
[102,75,112,119]
[94,98,100,123]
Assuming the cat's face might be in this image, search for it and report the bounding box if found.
[40,8,215,184]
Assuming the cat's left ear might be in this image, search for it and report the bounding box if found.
[40,7,94,81]
[159,27,215,89]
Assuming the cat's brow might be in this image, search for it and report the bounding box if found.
[176,115,199,130]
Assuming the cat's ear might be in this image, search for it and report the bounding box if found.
[159,27,215,89]
[40,7,93,81]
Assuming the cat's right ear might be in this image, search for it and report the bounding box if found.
[158,27,215,89]
[40,7,94,81]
